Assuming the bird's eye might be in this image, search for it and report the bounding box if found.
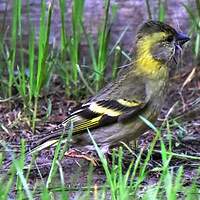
[166,35,174,42]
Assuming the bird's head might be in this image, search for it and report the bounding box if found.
[135,21,190,69]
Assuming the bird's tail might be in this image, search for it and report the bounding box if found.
[3,125,72,169]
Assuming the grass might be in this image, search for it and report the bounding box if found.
[0,0,120,128]
[0,0,122,129]
[145,0,166,21]
[4,0,21,100]
[66,0,84,96]
[183,0,200,61]
[33,0,53,130]
[82,0,119,91]
[0,0,200,199]
[0,120,199,199]
[0,0,125,129]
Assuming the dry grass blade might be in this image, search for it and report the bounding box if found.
[180,67,196,91]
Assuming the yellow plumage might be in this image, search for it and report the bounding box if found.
[136,32,168,75]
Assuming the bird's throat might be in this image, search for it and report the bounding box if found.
[135,45,166,77]
[135,53,163,76]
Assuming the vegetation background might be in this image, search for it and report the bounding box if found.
[0,0,200,199]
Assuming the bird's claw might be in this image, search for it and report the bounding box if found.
[65,149,99,166]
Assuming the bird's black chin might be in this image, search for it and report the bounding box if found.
[173,55,177,64]
[172,44,182,64]
[175,43,183,54]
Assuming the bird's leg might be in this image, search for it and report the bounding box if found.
[64,149,99,166]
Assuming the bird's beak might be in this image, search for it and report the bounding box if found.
[176,32,190,45]
[173,33,190,64]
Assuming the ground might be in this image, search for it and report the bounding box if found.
[0,65,200,198]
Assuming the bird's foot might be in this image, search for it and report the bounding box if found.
[65,149,98,166]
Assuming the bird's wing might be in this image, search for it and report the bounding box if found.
[62,98,146,132]
[27,70,150,155]
[28,98,147,155]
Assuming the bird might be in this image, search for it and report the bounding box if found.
[10,21,190,165]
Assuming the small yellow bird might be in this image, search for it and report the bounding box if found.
[26,21,190,160]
